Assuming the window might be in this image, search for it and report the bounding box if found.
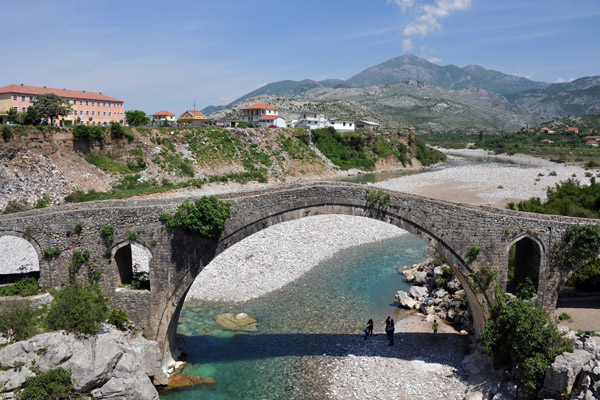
[109,103,111,108]
[86,111,89,116]
[109,112,112,116]
[80,100,83,105]
[22,96,26,101]
[74,110,78,116]
[12,95,17,100]
[86,101,89,106]
[92,101,95,106]
[103,112,106,116]
[22,107,27,111]
[13,107,18,111]
[103,102,106,107]
[92,111,95,116]
[29,96,33,101]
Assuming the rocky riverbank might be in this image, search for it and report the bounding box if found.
[0,328,162,399]
[395,259,473,334]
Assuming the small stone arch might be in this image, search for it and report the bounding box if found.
[505,233,545,295]
[112,241,152,290]
[0,233,40,285]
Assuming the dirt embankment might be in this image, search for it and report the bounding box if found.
[1,127,430,210]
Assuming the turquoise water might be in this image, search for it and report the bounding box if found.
[160,234,427,399]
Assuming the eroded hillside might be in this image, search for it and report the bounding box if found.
[1,125,438,213]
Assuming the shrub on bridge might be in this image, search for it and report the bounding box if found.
[161,196,231,239]
[0,277,39,297]
[46,283,108,335]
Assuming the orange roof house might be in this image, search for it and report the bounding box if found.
[567,127,579,133]
[585,140,598,147]
[151,110,175,123]
[240,103,278,123]
[0,83,124,126]
[179,110,207,124]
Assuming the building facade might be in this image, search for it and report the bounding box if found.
[240,103,278,123]
[328,118,355,132]
[258,115,287,128]
[0,84,124,126]
[296,112,327,130]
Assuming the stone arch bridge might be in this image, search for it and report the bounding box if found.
[0,182,594,365]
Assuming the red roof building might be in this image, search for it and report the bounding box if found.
[0,83,124,126]
[240,103,278,123]
[567,127,579,133]
[179,110,207,124]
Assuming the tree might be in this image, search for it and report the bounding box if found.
[478,292,569,396]
[24,106,40,125]
[125,110,149,126]
[31,93,72,126]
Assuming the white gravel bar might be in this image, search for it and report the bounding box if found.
[186,215,406,302]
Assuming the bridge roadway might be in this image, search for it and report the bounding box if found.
[0,181,594,366]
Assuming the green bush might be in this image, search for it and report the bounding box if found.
[466,247,481,262]
[21,368,74,400]
[46,283,108,335]
[110,122,133,140]
[0,277,39,297]
[72,125,104,141]
[128,231,137,241]
[516,277,536,299]
[2,125,13,141]
[108,308,131,331]
[43,247,61,259]
[478,293,570,395]
[0,299,38,341]
[162,196,231,238]
[102,225,115,241]
[35,194,52,209]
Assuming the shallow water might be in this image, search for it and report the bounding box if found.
[160,235,427,399]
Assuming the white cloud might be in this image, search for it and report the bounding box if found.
[389,0,417,12]
[555,77,575,83]
[428,57,442,63]
[402,38,414,51]
[401,0,472,38]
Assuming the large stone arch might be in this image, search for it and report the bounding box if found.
[155,200,484,366]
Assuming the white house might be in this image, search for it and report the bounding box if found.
[328,118,355,132]
[258,115,287,128]
[150,110,176,123]
[240,103,278,123]
[296,112,327,130]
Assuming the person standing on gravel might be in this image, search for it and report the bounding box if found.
[363,319,374,339]
[432,320,438,335]
[386,318,395,346]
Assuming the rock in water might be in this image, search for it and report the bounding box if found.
[395,291,417,309]
[215,313,258,331]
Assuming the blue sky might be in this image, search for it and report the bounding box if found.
[3,0,599,114]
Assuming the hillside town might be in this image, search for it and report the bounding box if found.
[1,83,381,133]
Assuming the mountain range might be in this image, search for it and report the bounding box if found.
[203,54,600,131]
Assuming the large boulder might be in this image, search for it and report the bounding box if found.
[446,277,461,292]
[434,289,448,299]
[409,286,429,300]
[0,366,35,392]
[413,271,428,286]
[542,350,593,397]
[402,269,415,282]
[395,291,417,309]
